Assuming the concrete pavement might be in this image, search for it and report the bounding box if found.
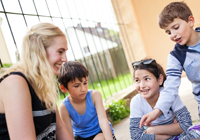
[112,76,199,140]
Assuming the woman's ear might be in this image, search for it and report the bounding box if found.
[158,74,164,86]
[59,84,67,93]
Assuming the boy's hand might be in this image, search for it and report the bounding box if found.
[140,109,162,128]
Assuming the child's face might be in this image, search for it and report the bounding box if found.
[163,17,194,46]
[46,36,68,75]
[134,69,162,101]
[66,77,88,100]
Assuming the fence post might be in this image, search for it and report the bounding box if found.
[0,58,3,68]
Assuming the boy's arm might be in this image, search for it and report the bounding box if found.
[140,54,183,127]
[139,109,162,128]
[56,107,74,140]
[92,90,113,140]
[155,54,183,116]
[59,103,75,139]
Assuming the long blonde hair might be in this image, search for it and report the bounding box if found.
[1,23,66,111]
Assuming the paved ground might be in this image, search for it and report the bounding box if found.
[112,77,199,140]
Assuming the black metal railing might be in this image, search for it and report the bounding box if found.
[0,0,133,100]
[0,59,3,68]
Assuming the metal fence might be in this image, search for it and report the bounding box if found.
[0,59,3,68]
[0,0,132,100]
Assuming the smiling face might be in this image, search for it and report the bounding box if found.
[163,17,194,46]
[46,36,68,75]
[134,69,162,102]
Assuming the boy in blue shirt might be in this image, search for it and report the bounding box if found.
[140,1,200,128]
[58,61,116,140]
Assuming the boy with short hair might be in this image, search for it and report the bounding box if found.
[140,1,200,128]
[58,61,116,140]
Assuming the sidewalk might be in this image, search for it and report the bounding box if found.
[112,77,199,140]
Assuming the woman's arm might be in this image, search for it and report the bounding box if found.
[92,90,113,140]
[56,107,74,140]
[59,103,74,139]
[1,75,36,140]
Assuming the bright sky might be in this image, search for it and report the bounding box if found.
[0,0,119,63]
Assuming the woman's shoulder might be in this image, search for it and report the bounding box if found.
[0,71,32,114]
[0,72,28,87]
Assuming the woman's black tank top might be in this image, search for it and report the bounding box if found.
[0,72,56,140]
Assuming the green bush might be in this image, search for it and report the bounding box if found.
[109,99,130,125]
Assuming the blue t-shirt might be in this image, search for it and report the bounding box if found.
[62,90,114,138]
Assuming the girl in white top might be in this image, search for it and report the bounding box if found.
[129,58,196,140]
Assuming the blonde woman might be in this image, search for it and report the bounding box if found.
[0,23,73,140]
